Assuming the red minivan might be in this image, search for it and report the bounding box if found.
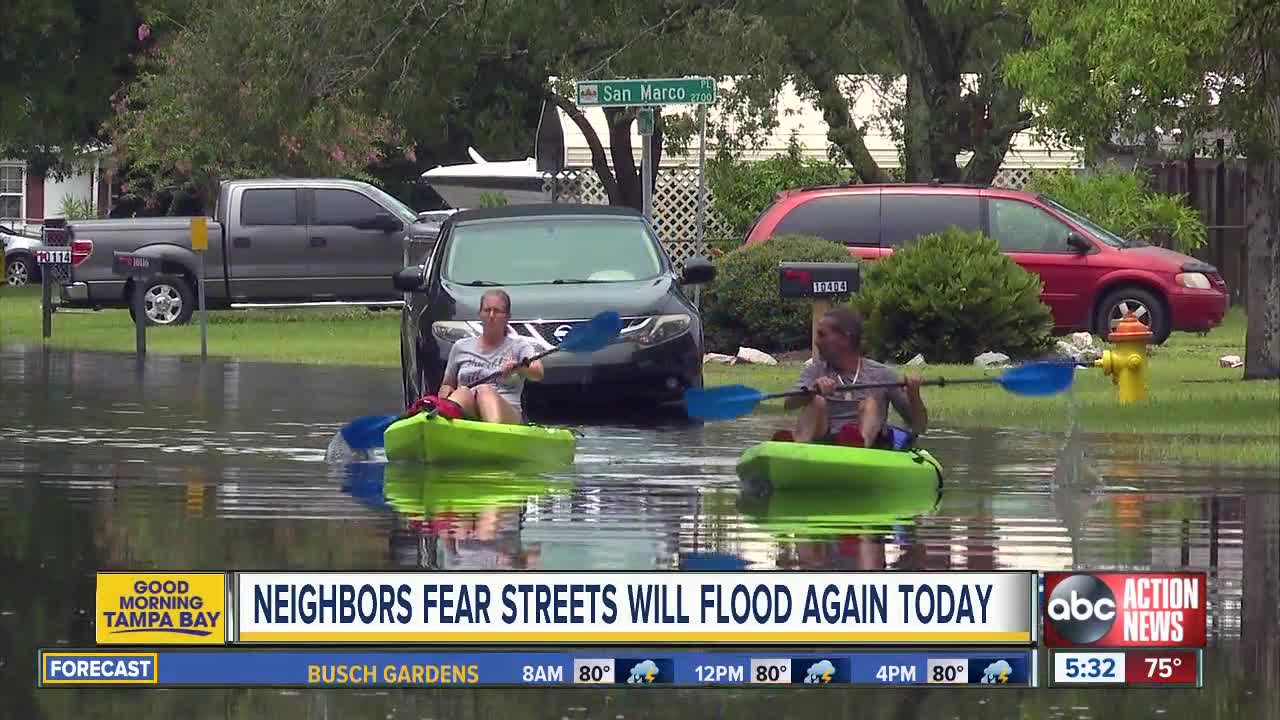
[743,183,1229,344]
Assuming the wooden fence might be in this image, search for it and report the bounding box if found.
[1143,158,1251,305]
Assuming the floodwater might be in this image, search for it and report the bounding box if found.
[0,345,1276,719]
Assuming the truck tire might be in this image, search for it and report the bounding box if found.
[1094,286,1170,345]
[128,274,196,326]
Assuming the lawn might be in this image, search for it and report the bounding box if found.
[2,287,1276,466]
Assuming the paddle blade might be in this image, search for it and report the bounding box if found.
[339,414,398,450]
[556,311,624,353]
[684,384,770,420]
[997,361,1077,396]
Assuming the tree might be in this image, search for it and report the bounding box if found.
[714,0,1038,185]
[1006,0,1279,379]
[0,0,141,173]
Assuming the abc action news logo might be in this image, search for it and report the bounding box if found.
[1042,572,1207,648]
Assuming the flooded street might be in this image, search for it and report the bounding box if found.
[1,345,1276,719]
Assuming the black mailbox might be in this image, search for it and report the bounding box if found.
[778,261,860,298]
[112,252,158,279]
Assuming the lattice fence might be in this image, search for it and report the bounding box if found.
[541,165,1051,268]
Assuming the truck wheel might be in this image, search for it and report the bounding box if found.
[128,275,196,326]
[1095,286,1170,345]
[5,254,35,287]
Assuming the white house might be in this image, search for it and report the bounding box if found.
[0,146,113,233]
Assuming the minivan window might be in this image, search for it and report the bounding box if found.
[443,217,664,285]
[1041,196,1128,248]
[240,189,298,225]
[880,194,981,247]
[987,198,1074,252]
[773,195,880,246]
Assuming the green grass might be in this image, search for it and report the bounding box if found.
[2,287,1276,466]
[0,287,403,366]
[706,310,1279,467]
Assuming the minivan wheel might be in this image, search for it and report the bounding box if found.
[1095,287,1170,344]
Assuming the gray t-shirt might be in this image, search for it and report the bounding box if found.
[794,357,916,432]
[443,335,538,411]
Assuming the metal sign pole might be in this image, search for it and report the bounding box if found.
[41,270,52,340]
[134,280,147,356]
[199,252,207,360]
[641,132,654,222]
[191,217,209,360]
[694,104,708,309]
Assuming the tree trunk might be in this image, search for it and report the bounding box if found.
[606,108,642,210]
[542,89,622,204]
[791,48,887,184]
[1243,157,1280,379]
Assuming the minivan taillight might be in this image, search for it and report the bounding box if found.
[71,239,93,266]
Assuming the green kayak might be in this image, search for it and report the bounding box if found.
[736,441,944,495]
[383,412,576,469]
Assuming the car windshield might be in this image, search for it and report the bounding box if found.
[363,184,418,224]
[443,216,665,285]
[1040,196,1133,248]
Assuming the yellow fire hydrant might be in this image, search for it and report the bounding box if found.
[1095,312,1152,403]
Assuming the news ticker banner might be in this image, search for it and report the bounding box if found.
[38,648,1038,688]
[1049,649,1202,688]
[96,571,1038,646]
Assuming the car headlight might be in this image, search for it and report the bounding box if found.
[431,321,481,343]
[629,314,691,348]
[1176,272,1211,289]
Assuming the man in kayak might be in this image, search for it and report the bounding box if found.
[784,307,927,448]
[436,289,546,424]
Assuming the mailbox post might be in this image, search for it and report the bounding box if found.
[36,219,72,340]
[113,252,158,356]
[778,261,861,360]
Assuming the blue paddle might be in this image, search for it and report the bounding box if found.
[684,360,1077,422]
[339,310,624,450]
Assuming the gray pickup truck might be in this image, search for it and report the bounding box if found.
[60,178,449,324]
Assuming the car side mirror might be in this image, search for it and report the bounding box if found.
[392,265,426,292]
[1067,232,1091,254]
[680,255,717,285]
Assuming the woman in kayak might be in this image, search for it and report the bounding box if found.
[437,289,545,424]
[783,306,927,448]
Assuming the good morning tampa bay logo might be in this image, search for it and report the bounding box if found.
[96,574,226,644]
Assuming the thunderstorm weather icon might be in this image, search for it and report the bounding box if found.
[627,660,659,684]
[803,660,835,684]
[981,660,1012,684]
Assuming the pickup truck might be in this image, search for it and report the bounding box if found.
[60,178,449,325]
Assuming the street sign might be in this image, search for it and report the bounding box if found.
[190,217,208,251]
[575,77,716,107]
[35,248,72,265]
[637,108,655,136]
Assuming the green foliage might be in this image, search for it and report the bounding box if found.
[700,234,855,354]
[855,228,1054,363]
[1026,165,1207,253]
[478,192,509,208]
[706,137,848,252]
[58,195,96,221]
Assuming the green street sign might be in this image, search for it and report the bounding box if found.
[637,108,655,136]
[575,77,716,107]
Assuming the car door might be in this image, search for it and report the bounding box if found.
[306,187,404,300]
[226,187,311,300]
[878,192,984,252]
[983,197,1098,329]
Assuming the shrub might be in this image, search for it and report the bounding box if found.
[701,234,856,354]
[854,228,1054,363]
[1025,164,1206,253]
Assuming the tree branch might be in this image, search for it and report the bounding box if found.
[790,48,887,184]
[900,0,955,80]
[541,88,622,203]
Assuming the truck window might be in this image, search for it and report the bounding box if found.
[772,195,880,247]
[240,189,299,225]
[313,189,385,226]
[880,194,981,247]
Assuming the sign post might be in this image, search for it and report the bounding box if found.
[190,217,209,360]
[778,262,861,360]
[34,247,72,341]
[113,252,158,357]
[575,77,717,226]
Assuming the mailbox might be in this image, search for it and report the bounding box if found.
[778,261,860,298]
[112,252,158,279]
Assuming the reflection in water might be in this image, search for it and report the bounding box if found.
[1,347,1276,718]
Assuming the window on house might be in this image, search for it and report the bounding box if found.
[0,165,24,221]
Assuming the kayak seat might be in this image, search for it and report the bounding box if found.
[770,425,917,450]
